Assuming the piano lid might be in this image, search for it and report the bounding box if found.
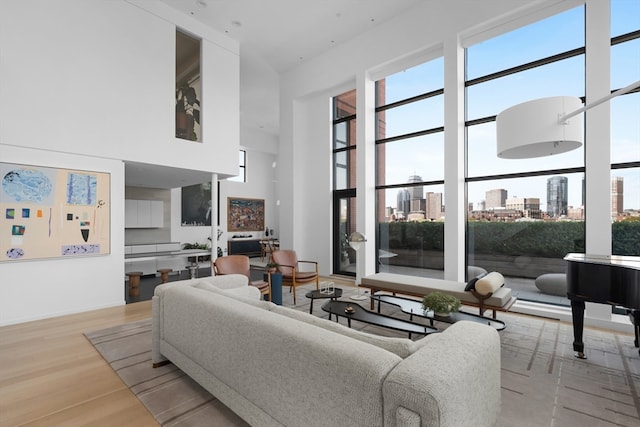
[564,253,640,270]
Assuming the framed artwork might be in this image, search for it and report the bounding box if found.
[181,182,212,226]
[227,197,264,232]
[0,162,111,262]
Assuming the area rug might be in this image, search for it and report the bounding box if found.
[85,285,640,427]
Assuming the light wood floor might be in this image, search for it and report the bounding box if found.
[0,275,356,426]
[0,300,157,427]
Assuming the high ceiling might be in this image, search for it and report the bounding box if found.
[131,0,425,188]
[159,0,425,137]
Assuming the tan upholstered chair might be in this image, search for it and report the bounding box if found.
[271,250,319,305]
[213,255,271,301]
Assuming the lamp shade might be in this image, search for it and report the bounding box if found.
[348,232,366,251]
[496,96,583,159]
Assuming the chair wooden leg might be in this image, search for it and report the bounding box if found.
[292,283,297,305]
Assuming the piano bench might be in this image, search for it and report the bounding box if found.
[361,272,516,319]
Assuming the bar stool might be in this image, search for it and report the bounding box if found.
[157,268,173,284]
[186,263,198,279]
[126,271,143,297]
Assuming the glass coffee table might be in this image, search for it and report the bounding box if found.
[371,294,506,331]
[321,300,438,338]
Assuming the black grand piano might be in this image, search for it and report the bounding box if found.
[565,253,640,358]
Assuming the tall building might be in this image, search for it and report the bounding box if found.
[506,197,542,219]
[547,176,568,217]
[396,188,411,219]
[486,189,507,210]
[426,192,443,220]
[407,175,423,200]
[612,176,624,215]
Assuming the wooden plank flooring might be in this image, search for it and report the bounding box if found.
[0,300,157,427]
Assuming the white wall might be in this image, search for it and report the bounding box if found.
[0,0,239,177]
[0,0,240,325]
[0,146,125,325]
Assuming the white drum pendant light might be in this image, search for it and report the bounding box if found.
[496,96,583,159]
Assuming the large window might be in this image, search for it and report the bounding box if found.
[332,90,357,275]
[375,58,445,278]
[227,150,246,183]
[465,6,585,307]
[610,0,640,256]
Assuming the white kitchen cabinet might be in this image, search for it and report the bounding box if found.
[150,200,164,227]
[125,199,164,228]
[125,199,138,228]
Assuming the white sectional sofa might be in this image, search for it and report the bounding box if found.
[152,275,502,427]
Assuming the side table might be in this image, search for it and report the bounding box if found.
[265,272,283,305]
[305,288,343,314]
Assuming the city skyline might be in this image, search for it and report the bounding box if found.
[379,2,638,217]
[389,174,635,221]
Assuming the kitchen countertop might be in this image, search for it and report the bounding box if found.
[125,249,211,262]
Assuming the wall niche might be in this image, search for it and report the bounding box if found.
[176,30,201,142]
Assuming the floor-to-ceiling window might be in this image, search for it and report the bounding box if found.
[375,58,445,278]
[465,6,586,306]
[610,0,640,257]
[332,90,357,276]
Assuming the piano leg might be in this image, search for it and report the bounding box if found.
[571,299,587,359]
[630,309,640,356]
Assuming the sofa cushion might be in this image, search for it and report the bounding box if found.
[271,305,419,358]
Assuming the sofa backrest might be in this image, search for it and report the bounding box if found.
[159,285,401,426]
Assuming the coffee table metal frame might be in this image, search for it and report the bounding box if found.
[321,300,438,338]
[371,293,506,331]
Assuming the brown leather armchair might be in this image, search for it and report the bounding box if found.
[271,250,319,305]
[213,255,271,301]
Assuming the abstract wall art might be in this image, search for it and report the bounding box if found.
[227,197,264,232]
[0,162,110,262]
[181,182,212,226]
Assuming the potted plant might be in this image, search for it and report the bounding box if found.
[265,262,279,273]
[175,84,200,140]
[422,292,461,316]
[183,242,210,262]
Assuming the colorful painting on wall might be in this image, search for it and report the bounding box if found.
[227,197,264,232]
[0,162,110,261]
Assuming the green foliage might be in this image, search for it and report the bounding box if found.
[380,220,640,258]
[183,242,210,250]
[386,221,444,250]
[422,292,461,314]
[468,221,585,257]
[382,220,640,257]
[612,220,640,255]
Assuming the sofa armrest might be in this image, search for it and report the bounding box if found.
[151,295,167,367]
[383,321,501,427]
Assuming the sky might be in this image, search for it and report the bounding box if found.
[380,1,639,214]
